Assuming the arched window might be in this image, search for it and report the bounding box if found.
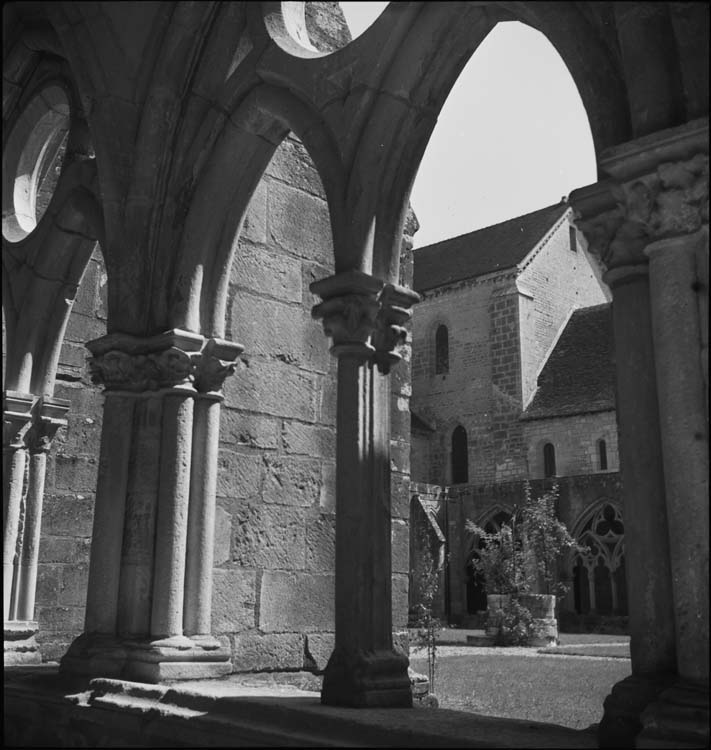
[598,439,608,471]
[572,503,626,616]
[543,442,556,478]
[435,324,449,374]
[451,425,468,484]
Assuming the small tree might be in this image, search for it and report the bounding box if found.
[520,482,587,597]
[465,483,587,646]
[464,521,525,595]
[410,520,441,694]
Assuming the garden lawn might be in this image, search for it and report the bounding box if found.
[409,647,631,730]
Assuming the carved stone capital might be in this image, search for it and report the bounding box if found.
[86,330,204,392]
[27,397,70,453]
[372,283,421,374]
[570,119,709,272]
[3,391,36,451]
[310,270,383,359]
[194,338,244,395]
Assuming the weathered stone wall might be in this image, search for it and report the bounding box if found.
[523,411,620,478]
[410,274,509,485]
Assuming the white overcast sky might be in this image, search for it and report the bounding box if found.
[339,2,597,248]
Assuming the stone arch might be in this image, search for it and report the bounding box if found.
[350,2,632,283]
[175,84,347,338]
[2,26,103,396]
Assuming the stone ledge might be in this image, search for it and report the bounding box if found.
[4,664,598,748]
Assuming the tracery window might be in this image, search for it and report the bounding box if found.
[572,503,626,616]
[543,442,556,478]
[435,324,449,374]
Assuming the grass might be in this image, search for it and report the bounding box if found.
[409,647,631,730]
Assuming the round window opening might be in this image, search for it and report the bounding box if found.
[3,85,70,243]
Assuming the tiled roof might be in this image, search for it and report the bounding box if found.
[413,201,569,292]
[522,303,615,420]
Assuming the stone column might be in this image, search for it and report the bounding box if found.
[183,338,243,641]
[3,391,37,663]
[311,270,417,708]
[14,398,69,622]
[61,329,234,683]
[572,196,677,748]
[638,239,709,745]
[571,116,709,748]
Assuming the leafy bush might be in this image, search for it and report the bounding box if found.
[494,597,536,646]
[464,521,525,595]
[466,483,588,646]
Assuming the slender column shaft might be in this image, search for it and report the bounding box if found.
[606,264,677,676]
[312,271,412,708]
[117,396,162,637]
[14,451,47,621]
[183,394,221,636]
[334,354,388,649]
[85,393,136,634]
[647,234,709,684]
[151,389,195,638]
[369,364,393,648]
[3,448,27,620]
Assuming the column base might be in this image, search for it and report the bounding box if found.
[321,646,412,708]
[60,633,232,683]
[637,680,709,748]
[598,673,676,748]
[4,621,43,666]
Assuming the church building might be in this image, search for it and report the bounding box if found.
[409,202,627,627]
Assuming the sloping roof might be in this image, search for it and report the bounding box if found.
[413,201,569,292]
[411,410,435,433]
[523,303,615,420]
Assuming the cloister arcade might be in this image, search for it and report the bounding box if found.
[3,2,708,747]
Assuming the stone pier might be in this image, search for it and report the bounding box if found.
[60,330,242,682]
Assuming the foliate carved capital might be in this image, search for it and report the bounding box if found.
[27,397,70,453]
[311,271,383,358]
[373,283,421,374]
[86,330,204,392]
[571,120,709,273]
[3,391,36,451]
[194,338,244,395]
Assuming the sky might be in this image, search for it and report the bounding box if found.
[339,2,597,248]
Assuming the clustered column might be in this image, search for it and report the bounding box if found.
[311,270,419,708]
[3,392,68,665]
[60,329,242,682]
[571,117,709,748]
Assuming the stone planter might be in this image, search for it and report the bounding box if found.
[485,593,511,636]
[519,593,558,647]
[485,593,559,646]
